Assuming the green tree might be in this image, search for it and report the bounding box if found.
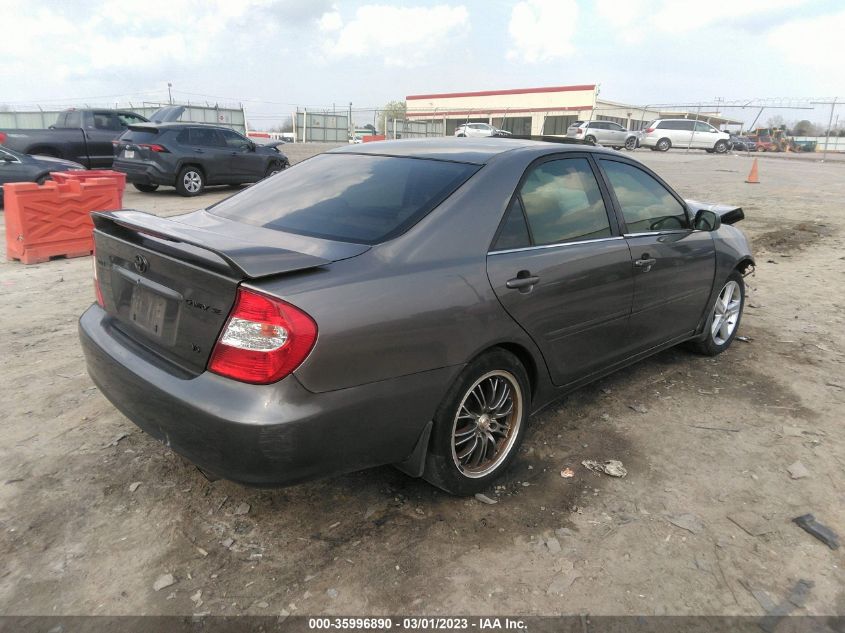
[792,120,817,136]
[380,100,406,135]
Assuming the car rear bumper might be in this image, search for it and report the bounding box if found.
[79,304,456,486]
[112,159,173,186]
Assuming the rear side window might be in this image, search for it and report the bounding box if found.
[599,160,688,233]
[517,158,611,245]
[209,154,479,244]
[493,198,531,250]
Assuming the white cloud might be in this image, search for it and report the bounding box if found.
[318,10,343,32]
[318,4,469,67]
[767,8,845,74]
[506,0,578,63]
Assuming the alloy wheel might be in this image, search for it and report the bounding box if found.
[183,171,202,193]
[450,370,523,478]
[711,280,742,345]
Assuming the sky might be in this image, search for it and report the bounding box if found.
[2,0,844,129]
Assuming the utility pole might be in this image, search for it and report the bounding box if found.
[812,98,839,162]
[167,83,173,105]
[348,102,352,140]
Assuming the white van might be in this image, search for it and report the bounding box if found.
[640,119,730,153]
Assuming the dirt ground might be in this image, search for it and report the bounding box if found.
[0,147,843,618]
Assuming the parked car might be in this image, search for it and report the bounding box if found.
[112,123,290,196]
[455,123,511,138]
[729,135,757,152]
[80,138,753,495]
[0,109,149,169]
[566,120,639,150]
[640,119,730,153]
[0,145,85,207]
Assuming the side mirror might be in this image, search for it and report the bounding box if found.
[694,209,721,231]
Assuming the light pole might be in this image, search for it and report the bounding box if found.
[167,83,173,105]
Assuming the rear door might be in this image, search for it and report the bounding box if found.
[188,127,229,183]
[486,155,634,387]
[85,112,125,167]
[596,157,715,354]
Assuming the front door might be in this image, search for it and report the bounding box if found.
[596,158,715,354]
[486,155,634,387]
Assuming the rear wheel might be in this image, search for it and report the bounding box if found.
[656,138,671,152]
[584,135,597,145]
[693,272,745,356]
[624,136,637,150]
[456,133,466,138]
[133,183,159,193]
[423,349,530,495]
[175,166,204,196]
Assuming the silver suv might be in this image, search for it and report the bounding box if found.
[566,120,638,150]
[639,119,730,153]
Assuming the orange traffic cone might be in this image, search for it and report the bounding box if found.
[745,159,760,184]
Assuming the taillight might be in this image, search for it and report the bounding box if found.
[208,288,317,384]
[138,143,168,152]
[576,128,584,135]
[0,131,6,145]
[645,127,655,133]
[92,247,104,307]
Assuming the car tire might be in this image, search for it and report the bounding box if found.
[706,149,714,154]
[656,138,671,152]
[714,140,728,154]
[456,134,466,137]
[624,136,637,150]
[133,183,159,193]
[423,349,530,496]
[176,166,204,197]
[692,271,745,356]
[584,135,597,145]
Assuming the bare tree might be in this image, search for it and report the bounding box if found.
[380,101,406,134]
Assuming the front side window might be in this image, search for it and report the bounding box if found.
[221,129,250,149]
[210,154,479,244]
[695,122,714,133]
[517,158,612,246]
[599,160,688,233]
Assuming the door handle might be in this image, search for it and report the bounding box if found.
[506,271,540,291]
[634,257,657,272]
[193,148,205,153]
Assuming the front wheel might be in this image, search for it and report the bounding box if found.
[714,140,728,154]
[133,183,159,193]
[624,136,637,150]
[264,162,284,179]
[423,349,530,495]
[175,166,204,197]
[693,272,745,356]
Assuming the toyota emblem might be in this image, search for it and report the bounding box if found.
[133,254,149,273]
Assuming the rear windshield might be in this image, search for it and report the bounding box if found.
[209,153,480,244]
[121,129,159,143]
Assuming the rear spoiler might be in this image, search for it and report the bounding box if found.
[127,123,161,133]
[92,210,331,279]
[685,200,745,225]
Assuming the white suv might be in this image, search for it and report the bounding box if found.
[640,119,730,153]
[454,123,510,138]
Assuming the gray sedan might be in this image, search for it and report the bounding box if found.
[79,138,754,495]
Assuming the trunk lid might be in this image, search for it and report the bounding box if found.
[92,209,368,374]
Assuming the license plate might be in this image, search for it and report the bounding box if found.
[124,149,135,159]
[130,286,168,338]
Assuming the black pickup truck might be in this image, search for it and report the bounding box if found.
[0,109,149,169]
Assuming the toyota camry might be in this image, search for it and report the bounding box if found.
[79,138,754,495]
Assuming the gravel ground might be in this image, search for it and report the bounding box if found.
[1,146,843,618]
